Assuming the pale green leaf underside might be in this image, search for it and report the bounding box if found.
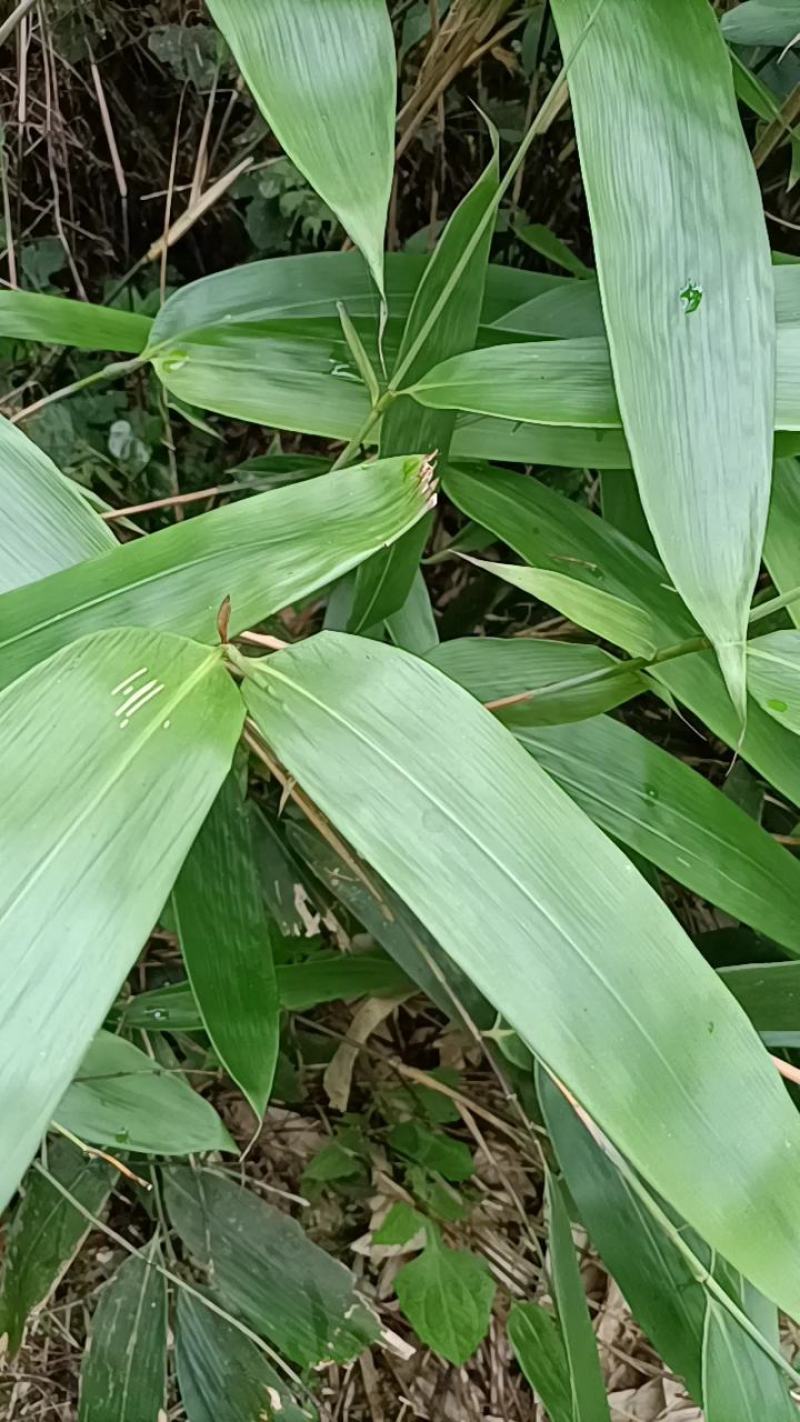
[747,630,800,732]
[243,632,800,1316]
[0,627,243,1209]
[551,0,776,715]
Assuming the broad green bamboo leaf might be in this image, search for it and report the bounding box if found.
[551,0,776,716]
[450,414,632,469]
[765,458,800,627]
[722,1,800,47]
[427,637,646,724]
[78,1248,167,1422]
[147,252,549,350]
[541,1071,795,1412]
[491,279,605,339]
[116,952,413,1032]
[0,627,243,1210]
[513,715,800,954]
[164,1167,380,1365]
[0,415,114,591]
[747,631,800,731]
[546,1172,610,1422]
[0,290,151,353]
[394,1232,495,1366]
[56,1032,233,1155]
[462,556,660,655]
[444,462,800,805]
[174,1290,315,1422]
[410,326,800,432]
[243,632,800,1313]
[0,455,434,693]
[508,1303,572,1422]
[0,1140,112,1356]
[349,137,500,632]
[702,1298,797,1421]
[203,0,395,293]
[719,962,800,1040]
[174,772,280,1117]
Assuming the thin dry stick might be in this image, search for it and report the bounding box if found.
[160,84,187,300]
[0,139,17,287]
[100,481,256,520]
[17,7,28,124]
[190,62,220,206]
[89,57,128,256]
[148,154,252,265]
[51,1121,150,1189]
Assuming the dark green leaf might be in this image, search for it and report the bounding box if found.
[389,1122,474,1182]
[0,1140,112,1356]
[164,1167,380,1365]
[174,1289,315,1422]
[394,1233,495,1366]
[174,772,280,1116]
[508,1302,573,1422]
[78,1247,167,1422]
[546,1171,610,1422]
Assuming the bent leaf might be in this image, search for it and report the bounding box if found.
[243,632,800,1315]
[0,454,434,693]
[551,0,776,716]
[56,1032,233,1155]
[204,0,395,293]
[0,627,243,1209]
[174,771,280,1117]
[0,416,114,592]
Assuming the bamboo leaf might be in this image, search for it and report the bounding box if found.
[174,771,280,1117]
[444,462,800,806]
[0,627,243,1210]
[546,1172,610,1422]
[55,1032,234,1155]
[78,1248,167,1422]
[164,1167,380,1365]
[747,631,800,732]
[0,1140,113,1356]
[0,415,114,592]
[722,1,800,47]
[0,291,151,353]
[243,632,800,1314]
[508,1303,573,1422]
[0,454,434,693]
[428,637,645,724]
[765,459,800,627]
[541,1070,795,1413]
[702,1297,797,1421]
[462,556,660,656]
[551,0,776,715]
[513,714,800,954]
[174,1290,315,1422]
[203,0,396,293]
